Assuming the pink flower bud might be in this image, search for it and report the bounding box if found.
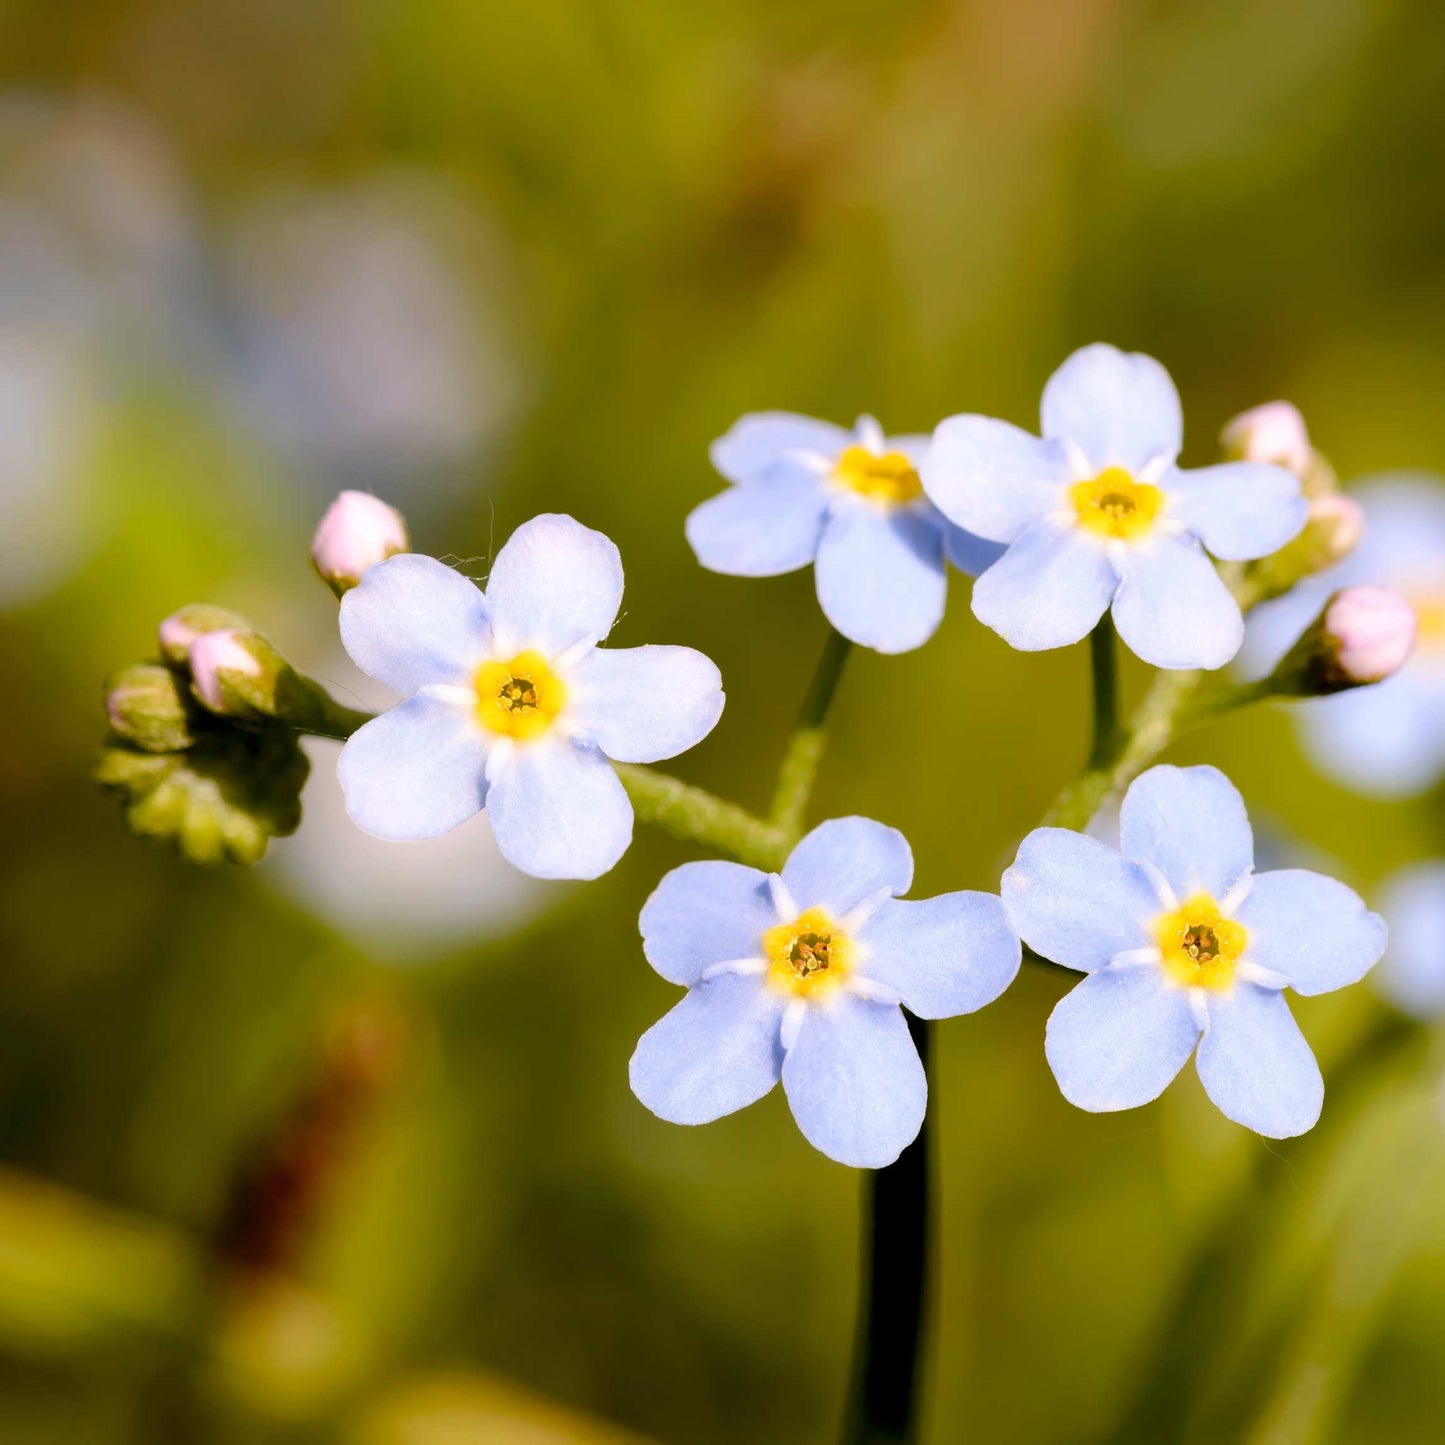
[1308,494,1364,560]
[310,491,409,595]
[1323,586,1417,685]
[190,629,266,714]
[1221,401,1312,476]
[158,604,251,666]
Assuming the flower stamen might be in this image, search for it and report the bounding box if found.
[831,445,924,507]
[763,906,856,998]
[1154,893,1248,992]
[474,649,566,740]
[1070,467,1165,542]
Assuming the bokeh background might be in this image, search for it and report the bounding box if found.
[4,1,1445,1441]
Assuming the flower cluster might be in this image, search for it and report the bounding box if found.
[101,340,1434,1166]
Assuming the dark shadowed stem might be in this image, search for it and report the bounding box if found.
[848,1015,932,1445]
[1087,615,1120,767]
[771,627,854,839]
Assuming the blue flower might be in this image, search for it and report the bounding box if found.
[922,344,1308,669]
[1003,765,1386,1137]
[629,817,1020,1167]
[1373,861,1445,1019]
[337,514,724,880]
[1241,476,1445,796]
[686,413,1002,654]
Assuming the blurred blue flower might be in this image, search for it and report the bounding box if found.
[1241,476,1445,796]
[337,514,724,880]
[1373,861,1445,1019]
[1003,765,1386,1138]
[629,817,1020,1168]
[923,344,1307,669]
[686,413,1001,654]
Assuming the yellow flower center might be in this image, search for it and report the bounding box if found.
[763,906,856,998]
[1070,467,1165,541]
[1408,589,1445,651]
[831,445,924,506]
[473,650,566,740]
[1153,893,1249,992]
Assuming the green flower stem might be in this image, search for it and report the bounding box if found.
[849,1015,933,1445]
[770,627,855,838]
[616,764,791,872]
[1087,616,1121,768]
[274,673,377,740]
[1043,667,1205,831]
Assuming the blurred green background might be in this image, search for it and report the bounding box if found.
[4,1,1445,1440]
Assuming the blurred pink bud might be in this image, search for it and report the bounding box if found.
[1309,493,1364,557]
[1323,586,1417,685]
[1221,401,1312,476]
[310,491,409,595]
[190,629,265,714]
[158,603,251,666]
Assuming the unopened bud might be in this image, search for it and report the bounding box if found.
[104,663,198,752]
[158,604,252,667]
[189,629,289,719]
[310,491,409,596]
[1273,586,1417,696]
[1222,402,1313,477]
[1322,586,1417,684]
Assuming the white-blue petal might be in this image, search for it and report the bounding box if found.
[685,474,831,577]
[339,553,491,695]
[1002,829,1162,971]
[567,644,724,764]
[629,973,786,1125]
[1351,474,1445,575]
[1235,869,1386,996]
[1111,533,1243,670]
[971,518,1117,652]
[943,524,1007,578]
[859,892,1020,1019]
[1163,462,1307,561]
[1041,343,1183,474]
[485,738,631,880]
[1300,670,1445,798]
[782,817,914,916]
[814,503,947,654]
[639,861,776,986]
[1376,862,1445,1018]
[1044,965,1200,1112]
[1195,985,1322,1138]
[338,692,489,841]
[710,412,852,484]
[781,994,926,1168]
[1119,765,1254,903]
[484,513,623,656]
[921,415,1069,543]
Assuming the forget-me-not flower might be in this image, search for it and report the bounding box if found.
[686,413,1003,654]
[630,817,1020,1167]
[1241,476,1445,796]
[338,514,725,880]
[1372,862,1445,1019]
[921,344,1308,669]
[1003,765,1386,1137]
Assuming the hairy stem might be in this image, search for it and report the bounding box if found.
[1043,667,1205,831]
[616,764,791,871]
[771,628,855,839]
